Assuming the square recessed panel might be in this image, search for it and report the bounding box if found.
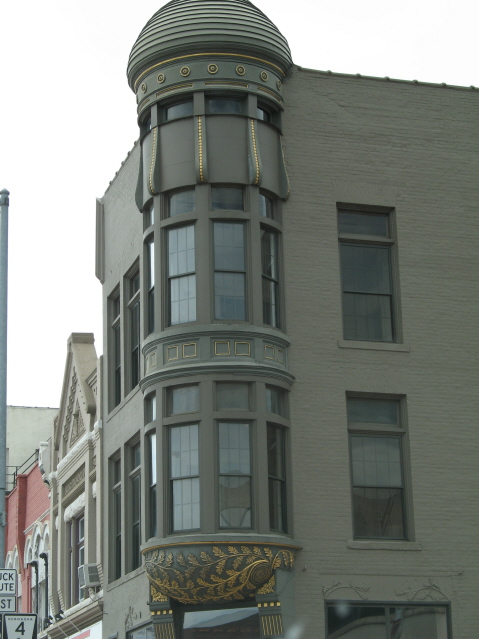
[276,348,284,364]
[235,341,251,356]
[215,341,231,356]
[183,342,197,358]
[264,345,275,360]
[147,351,157,370]
[166,345,179,361]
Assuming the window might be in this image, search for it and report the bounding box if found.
[127,624,156,639]
[207,97,243,115]
[168,189,195,217]
[127,270,141,390]
[181,606,260,639]
[148,433,157,538]
[146,237,154,335]
[216,383,250,410]
[261,228,280,327]
[256,106,272,122]
[266,386,287,418]
[267,425,287,533]
[170,424,200,532]
[144,203,154,229]
[326,602,450,639]
[339,208,396,342]
[69,515,84,605]
[259,193,274,218]
[347,397,407,539]
[111,457,122,581]
[218,422,252,529]
[165,101,193,121]
[129,442,141,570]
[214,222,246,320]
[110,291,121,409]
[168,225,196,325]
[145,393,157,424]
[167,385,200,416]
[211,187,243,211]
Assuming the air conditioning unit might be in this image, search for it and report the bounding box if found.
[78,564,101,589]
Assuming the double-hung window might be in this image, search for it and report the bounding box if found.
[170,424,200,532]
[69,515,85,605]
[339,208,396,341]
[168,225,196,325]
[347,397,407,539]
[218,422,252,529]
[129,442,141,571]
[110,291,121,409]
[261,228,280,327]
[111,456,122,581]
[213,222,246,320]
[146,237,154,335]
[127,270,140,390]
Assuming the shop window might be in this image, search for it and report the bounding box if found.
[326,602,450,638]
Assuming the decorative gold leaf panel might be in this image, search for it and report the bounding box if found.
[143,542,299,605]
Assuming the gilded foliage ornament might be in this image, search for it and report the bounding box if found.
[144,543,296,604]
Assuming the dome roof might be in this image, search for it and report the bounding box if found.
[127,0,292,91]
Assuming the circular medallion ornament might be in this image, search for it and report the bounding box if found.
[276,79,282,91]
[260,71,268,82]
[180,66,191,77]
[235,65,246,76]
[207,63,219,74]
[140,83,147,93]
[157,73,165,84]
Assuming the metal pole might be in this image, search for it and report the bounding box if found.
[0,188,9,568]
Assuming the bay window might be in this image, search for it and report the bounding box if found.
[214,222,246,320]
[168,225,196,325]
[170,424,200,532]
[261,228,280,327]
[218,422,252,529]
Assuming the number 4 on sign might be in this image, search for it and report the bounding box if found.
[3,614,37,639]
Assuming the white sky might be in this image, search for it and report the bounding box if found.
[1,0,478,408]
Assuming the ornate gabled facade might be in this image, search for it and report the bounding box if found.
[96,1,478,638]
[48,333,103,639]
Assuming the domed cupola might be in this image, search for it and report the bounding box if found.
[127,0,292,119]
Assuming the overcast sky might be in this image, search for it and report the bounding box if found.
[1,0,478,408]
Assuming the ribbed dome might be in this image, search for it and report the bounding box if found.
[127,0,292,90]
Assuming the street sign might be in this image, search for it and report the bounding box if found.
[0,572,16,597]
[0,599,15,612]
[3,615,37,639]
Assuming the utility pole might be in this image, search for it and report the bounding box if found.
[0,188,10,567]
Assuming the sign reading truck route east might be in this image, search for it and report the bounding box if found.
[0,571,16,596]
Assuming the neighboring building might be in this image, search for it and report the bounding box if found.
[47,333,103,639]
[6,406,57,491]
[95,1,479,638]
[5,459,50,625]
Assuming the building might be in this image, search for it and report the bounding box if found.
[4,405,57,626]
[94,1,479,638]
[6,406,57,491]
[47,333,103,639]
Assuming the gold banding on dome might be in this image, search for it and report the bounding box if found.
[134,52,285,91]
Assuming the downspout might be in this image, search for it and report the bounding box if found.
[0,189,9,566]
[29,561,39,616]
[40,552,48,626]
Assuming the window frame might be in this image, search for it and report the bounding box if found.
[145,235,155,336]
[68,514,85,606]
[347,394,412,541]
[338,204,401,343]
[169,422,201,534]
